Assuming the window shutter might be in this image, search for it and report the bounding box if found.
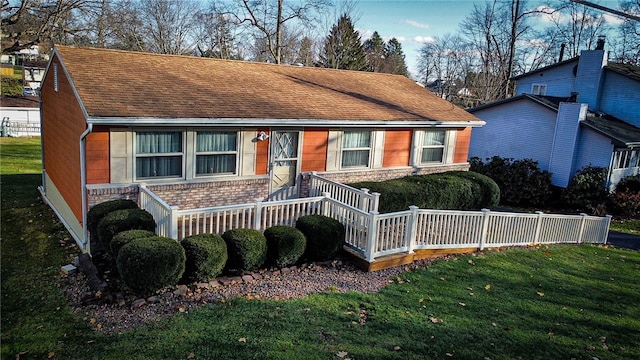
[240,130,256,176]
[326,130,341,171]
[110,129,132,183]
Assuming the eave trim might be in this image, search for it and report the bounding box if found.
[86,117,485,128]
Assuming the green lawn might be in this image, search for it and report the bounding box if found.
[2,137,640,360]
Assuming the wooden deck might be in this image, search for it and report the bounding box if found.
[344,247,477,272]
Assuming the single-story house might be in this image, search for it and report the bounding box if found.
[40,45,484,251]
[1,95,41,137]
[469,39,640,189]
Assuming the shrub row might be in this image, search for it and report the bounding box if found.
[92,204,345,294]
[470,156,552,208]
[349,171,500,213]
[470,157,640,218]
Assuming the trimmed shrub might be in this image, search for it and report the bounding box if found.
[110,229,155,259]
[470,156,552,207]
[264,225,307,268]
[116,236,186,294]
[561,166,609,214]
[449,171,500,209]
[349,171,500,213]
[222,228,267,272]
[96,208,156,250]
[87,199,138,238]
[609,175,640,218]
[295,215,345,261]
[181,234,228,283]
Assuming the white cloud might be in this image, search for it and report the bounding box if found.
[414,36,436,44]
[403,19,430,29]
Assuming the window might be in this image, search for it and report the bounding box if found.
[532,84,547,95]
[135,131,183,179]
[421,130,446,163]
[195,131,237,176]
[342,130,371,168]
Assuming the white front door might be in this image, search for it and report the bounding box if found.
[269,131,300,200]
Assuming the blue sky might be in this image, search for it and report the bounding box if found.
[352,0,623,77]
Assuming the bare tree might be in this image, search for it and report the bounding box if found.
[1,0,99,53]
[136,0,201,55]
[222,0,331,64]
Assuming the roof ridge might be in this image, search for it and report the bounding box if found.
[53,45,406,78]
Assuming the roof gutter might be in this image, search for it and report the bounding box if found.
[86,117,485,128]
[80,123,93,255]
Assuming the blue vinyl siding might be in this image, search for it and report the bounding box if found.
[515,61,577,97]
[574,128,614,173]
[600,71,640,127]
[469,99,557,170]
[549,103,587,187]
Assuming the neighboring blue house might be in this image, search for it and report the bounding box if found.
[468,38,640,190]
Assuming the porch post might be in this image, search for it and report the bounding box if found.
[322,192,331,217]
[405,206,419,254]
[479,209,490,250]
[359,188,370,212]
[578,213,587,244]
[533,211,544,245]
[365,211,379,262]
[169,206,179,240]
[254,198,263,231]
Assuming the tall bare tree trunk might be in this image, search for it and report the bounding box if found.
[276,0,283,64]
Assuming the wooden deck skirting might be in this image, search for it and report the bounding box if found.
[344,246,477,272]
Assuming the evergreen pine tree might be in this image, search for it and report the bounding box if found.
[383,38,408,76]
[318,14,368,71]
[364,31,386,72]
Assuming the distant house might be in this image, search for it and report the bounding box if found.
[39,45,484,250]
[0,95,40,137]
[469,38,640,190]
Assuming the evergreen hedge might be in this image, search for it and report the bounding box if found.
[222,228,267,272]
[181,234,228,283]
[349,171,500,213]
[87,199,138,238]
[96,208,156,250]
[295,215,345,261]
[116,236,186,294]
[110,229,155,258]
[264,225,306,268]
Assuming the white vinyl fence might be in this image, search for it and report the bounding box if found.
[308,172,380,212]
[139,185,611,264]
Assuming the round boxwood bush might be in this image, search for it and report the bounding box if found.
[181,234,228,283]
[87,199,138,238]
[222,228,267,272]
[110,229,155,259]
[295,215,345,261]
[116,236,186,294]
[97,208,156,250]
[264,225,307,268]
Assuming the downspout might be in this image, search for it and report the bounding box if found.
[80,123,93,255]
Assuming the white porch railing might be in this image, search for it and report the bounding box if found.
[139,185,178,238]
[139,185,611,265]
[608,148,640,191]
[308,172,380,212]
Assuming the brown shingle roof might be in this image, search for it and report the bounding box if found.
[1,95,39,108]
[54,45,479,124]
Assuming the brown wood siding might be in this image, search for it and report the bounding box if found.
[86,127,110,184]
[41,54,88,223]
[255,128,270,175]
[383,129,412,167]
[302,128,328,172]
[454,127,472,163]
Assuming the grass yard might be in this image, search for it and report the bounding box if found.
[2,137,640,360]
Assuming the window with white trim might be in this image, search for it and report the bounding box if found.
[421,130,446,163]
[135,131,184,179]
[342,130,371,168]
[532,84,547,95]
[195,131,238,176]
